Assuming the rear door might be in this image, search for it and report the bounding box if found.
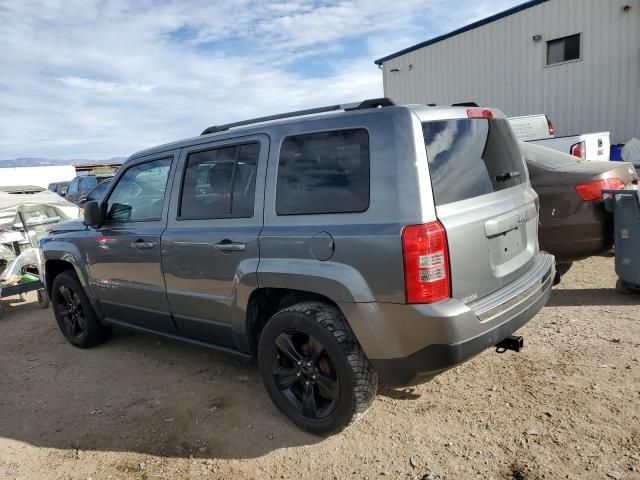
[161,136,267,347]
[422,114,538,302]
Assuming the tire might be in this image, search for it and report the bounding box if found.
[50,271,111,348]
[553,263,573,286]
[258,301,378,435]
[37,289,50,309]
[555,263,573,277]
[616,279,633,295]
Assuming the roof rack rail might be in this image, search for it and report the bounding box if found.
[451,102,479,107]
[344,97,395,111]
[200,97,395,135]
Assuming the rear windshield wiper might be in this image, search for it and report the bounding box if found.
[495,171,521,182]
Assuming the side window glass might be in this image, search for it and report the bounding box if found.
[67,178,79,195]
[80,177,95,193]
[87,180,110,203]
[276,129,370,215]
[104,158,172,222]
[179,142,259,219]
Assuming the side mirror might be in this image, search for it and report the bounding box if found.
[83,201,103,227]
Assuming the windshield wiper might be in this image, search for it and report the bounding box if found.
[495,171,521,182]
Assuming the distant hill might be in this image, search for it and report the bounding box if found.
[0,157,127,168]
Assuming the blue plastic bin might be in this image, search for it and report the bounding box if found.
[610,144,624,161]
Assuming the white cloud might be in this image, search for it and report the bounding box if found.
[0,0,520,160]
[57,77,154,94]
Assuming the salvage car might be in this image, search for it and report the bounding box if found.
[0,187,80,314]
[65,174,114,206]
[509,114,610,162]
[42,100,554,434]
[48,181,70,196]
[521,142,638,283]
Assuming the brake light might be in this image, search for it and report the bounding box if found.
[570,141,585,160]
[402,222,450,304]
[467,108,493,119]
[575,178,625,202]
[546,116,555,136]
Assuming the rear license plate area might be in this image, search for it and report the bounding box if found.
[490,226,526,265]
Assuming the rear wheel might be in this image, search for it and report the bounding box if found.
[553,262,573,286]
[258,301,377,435]
[616,279,634,295]
[51,272,111,348]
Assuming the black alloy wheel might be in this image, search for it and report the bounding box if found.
[258,301,378,434]
[271,330,339,419]
[50,271,111,348]
[54,285,87,340]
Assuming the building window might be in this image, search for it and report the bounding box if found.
[546,34,581,65]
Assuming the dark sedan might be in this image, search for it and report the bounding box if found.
[521,142,638,283]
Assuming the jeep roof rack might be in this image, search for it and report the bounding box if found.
[200,97,395,135]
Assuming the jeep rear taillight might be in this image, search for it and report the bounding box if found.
[402,222,450,304]
[575,178,625,202]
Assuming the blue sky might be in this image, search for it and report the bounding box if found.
[0,0,521,160]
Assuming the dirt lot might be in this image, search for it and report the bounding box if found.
[1,256,639,480]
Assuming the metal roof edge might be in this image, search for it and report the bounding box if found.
[373,0,549,65]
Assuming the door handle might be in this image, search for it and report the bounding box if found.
[131,240,156,250]
[214,240,246,252]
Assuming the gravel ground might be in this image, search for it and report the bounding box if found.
[0,256,639,480]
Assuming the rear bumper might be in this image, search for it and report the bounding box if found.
[343,253,554,387]
[539,203,612,263]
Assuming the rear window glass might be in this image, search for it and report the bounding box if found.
[276,129,370,215]
[423,119,525,206]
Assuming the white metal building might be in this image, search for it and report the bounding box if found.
[375,0,640,144]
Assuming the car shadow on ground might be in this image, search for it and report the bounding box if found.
[0,301,325,460]
[377,386,421,400]
[547,287,639,307]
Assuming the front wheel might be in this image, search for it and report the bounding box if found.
[51,271,111,348]
[258,301,378,435]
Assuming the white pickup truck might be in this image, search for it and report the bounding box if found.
[509,114,610,162]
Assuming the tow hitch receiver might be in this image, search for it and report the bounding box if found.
[495,335,524,353]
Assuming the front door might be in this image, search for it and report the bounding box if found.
[161,137,267,347]
[84,155,176,333]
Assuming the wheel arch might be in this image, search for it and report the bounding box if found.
[43,241,94,300]
[245,287,342,356]
[44,259,79,298]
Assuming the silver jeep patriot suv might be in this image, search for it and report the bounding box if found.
[42,99,554,434]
